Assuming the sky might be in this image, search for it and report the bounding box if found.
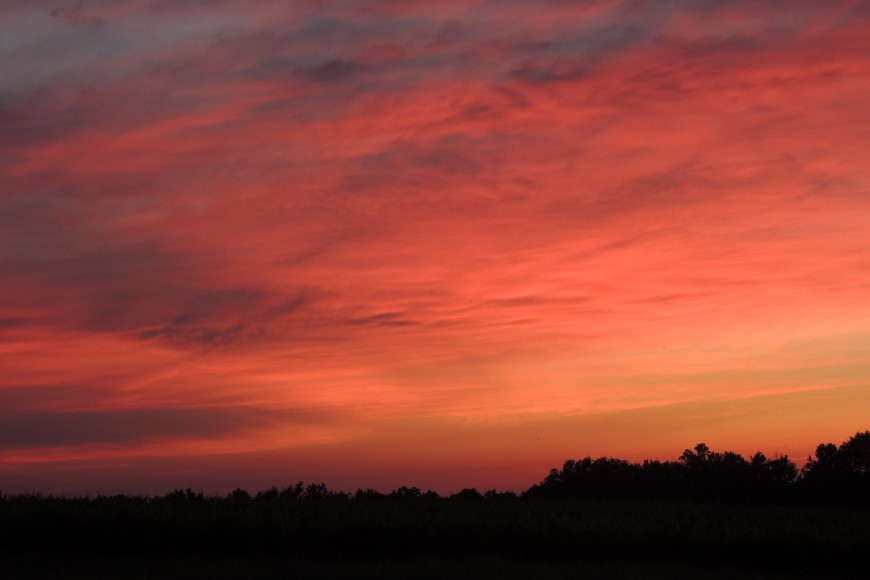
[1,0,869,495]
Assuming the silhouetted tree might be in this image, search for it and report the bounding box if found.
[300,482,349,500]
[390,486,422,499]
[227,488,251,503]
[163,488,204,502]
[484,489,517,500]
[838,431,870,475]
[451,488,482,500]
[355,488,387,500]
[800,431,870,504]
[279,481,305,500]
[679,443,712,468]
[255,487,280,502]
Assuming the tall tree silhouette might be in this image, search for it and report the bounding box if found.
[801,431,870,504]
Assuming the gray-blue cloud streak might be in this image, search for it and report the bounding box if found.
[0,406,340,449]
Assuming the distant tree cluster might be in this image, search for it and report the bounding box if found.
[153,483,516,504]
[525,431,870,504]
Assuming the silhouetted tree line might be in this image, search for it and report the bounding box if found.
[2,432,869,509]
[182,430,868,505]
[526,431,870,504]
[140,430,866,506]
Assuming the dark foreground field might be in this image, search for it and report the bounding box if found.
[7,434,870,578]
[3,495,869,579]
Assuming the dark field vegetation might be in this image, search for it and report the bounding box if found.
[3,432,870,578]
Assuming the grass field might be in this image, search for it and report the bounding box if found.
[3,495,868,578]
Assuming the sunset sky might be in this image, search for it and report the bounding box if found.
[2,0,869,495]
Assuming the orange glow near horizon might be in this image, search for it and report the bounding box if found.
[1,0,869,495]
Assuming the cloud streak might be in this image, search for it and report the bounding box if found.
[0,406,336,448]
